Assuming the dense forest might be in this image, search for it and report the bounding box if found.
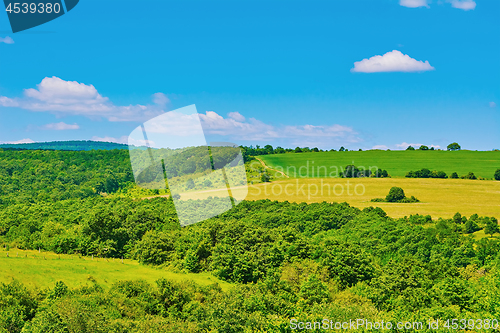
[1,148,500,332]
[0,141,130,151]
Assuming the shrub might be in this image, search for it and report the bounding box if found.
[464,220,481,234]
[406,146,415,150]
[450,172,459,179]
[260,171,271,182]
[461,172,477,180]
[398,196,419,203]
[406,168,446,178]
[494,169,500,181]
[385,187,405,202]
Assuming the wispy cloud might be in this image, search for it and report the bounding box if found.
[0,77,168,122]
[0,36,14,44]
[42,122,80,130]
[395,142,441,149]
[0,138,34,144]
[399,0,429,8]
[352,50,435,73]
[371,145,389,150]
[448,0,476,10]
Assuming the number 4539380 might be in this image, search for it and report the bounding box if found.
[6,2,61,14]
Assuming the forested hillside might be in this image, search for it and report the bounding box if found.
[1,149,500,332]
[0,140,130,151]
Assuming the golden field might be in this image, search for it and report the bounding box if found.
[180,177,500,219]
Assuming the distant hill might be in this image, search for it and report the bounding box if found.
[0,140,130,151]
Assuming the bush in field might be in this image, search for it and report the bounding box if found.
[385,187,406,202]
[260,171,271,182]
[406,168,447,179]
[450,172,459,179]
[494,169,500,181]
[461,172,477,180]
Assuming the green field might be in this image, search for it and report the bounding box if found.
[259,150,500,179]
[0,248,232,291]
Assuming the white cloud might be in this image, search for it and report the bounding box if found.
[92,135,152,147]
[0,36,14,44]
[228,111,246,122]
[396,142,423,148]
[400,0,429,8]
[152,92,170,107]
[395,142,440,149]
[371,145,389,150]
[199,111,361,143]
[448,0,476,10]
[0,77,166,122]
[42,122,80,130]
[351,50,435,73]
[0,138,35,144]
[490,102,497,108]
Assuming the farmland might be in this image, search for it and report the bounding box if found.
[259,150,500,179]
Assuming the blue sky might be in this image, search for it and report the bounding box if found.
[0,0,498,150]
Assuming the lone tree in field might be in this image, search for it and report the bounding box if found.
[494,169,500,181]
[450,172,459,179]
[385,187,405,203]
[447,142,461,151]
[419,145,429,150]
[406,146,415,151]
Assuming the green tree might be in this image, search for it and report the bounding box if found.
[453,212,462,224]
[299,275,329,305]
[406,146,415,150]
[419,145,429,150]
[186,179,195,189]
[494,169,500,181]
[260,171,271,182]
[447,142,461,151]
[294,147,302,153]
[385,187,405,202]
[450,172,459,179]
[485,219,500,237]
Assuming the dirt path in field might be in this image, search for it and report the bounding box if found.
[255,157,289,178]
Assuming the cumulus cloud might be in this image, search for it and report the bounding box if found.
[199,111,361,144]
[42,122,80,130]
[0,77,167,122]
[395,142,440,149]
[351,50,435,73]
[92,135,153,147]
[371,145,389,150]
[228,111,246,122]
[0,138,35,144]
[0,36,14,44]
[490,102,497,108]
[400,0,429,8]
[448,0,476,10]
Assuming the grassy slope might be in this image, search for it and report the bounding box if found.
[181,178,500,219]
[0,248,232,291]
[260,150,500,179]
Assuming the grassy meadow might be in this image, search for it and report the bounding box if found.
[0,248,232,291]
[181,177,500,219]
[259,150,500,179]
[179,150,500,219]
